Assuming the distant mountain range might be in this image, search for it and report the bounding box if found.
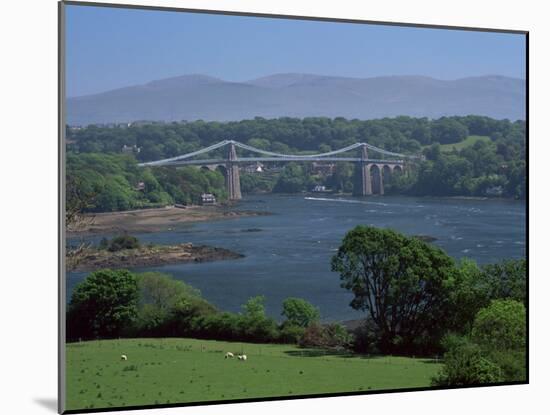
[66,73,526,125]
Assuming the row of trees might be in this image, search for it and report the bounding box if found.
[68,115,523,159]
[67,270,345,346]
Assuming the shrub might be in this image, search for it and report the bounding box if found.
[324,323,354,349]
[470,299,527,382]
[431,336,503,386]
[487,349,526,382]
[279,324,306,344]
[299,322,353,350]
[471,299,526,351]
[107,235,140,252]
[350,319,381,354]
[98,237,109,250]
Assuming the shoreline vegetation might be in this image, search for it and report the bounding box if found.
[69,242,244,272]
[67,204,271,236]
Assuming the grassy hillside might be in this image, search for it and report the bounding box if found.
[438,135,492,152]
[66,338,442,411]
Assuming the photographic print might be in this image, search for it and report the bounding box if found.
[60,2,527,413]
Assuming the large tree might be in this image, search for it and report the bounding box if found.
[67,269,139,340]
[331,226,458,353]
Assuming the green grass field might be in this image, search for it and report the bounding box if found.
[66,338,442,411]
[437,135,492,152]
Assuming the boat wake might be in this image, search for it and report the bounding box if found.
[304,196,388,207]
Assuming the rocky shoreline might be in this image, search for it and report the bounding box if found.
[69,243,244,272]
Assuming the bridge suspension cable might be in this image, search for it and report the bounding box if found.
[233,141,368,158]
[140,140,230,166]
[139,139,417,167]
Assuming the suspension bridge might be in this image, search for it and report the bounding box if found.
[139,140,422,200]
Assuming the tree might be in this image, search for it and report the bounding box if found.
[273,163,307,193]
[138,272,203,314]
[247,138,270,150]
[411,123,431,145]
[331,226,457,353]
[431,117,469,144]
[240,296,279,342]
[66,174,97,228]
[480,259,526,305]
[281,297,320,328]
[471,299,526,351]
[329,162,354,193]
[471,299,527,382]
[445,259,491,333]
[65,173,98,270]
[242,295,266,319]
[298,322,353,350]
[136,272,216,336]
[67,269,139,340]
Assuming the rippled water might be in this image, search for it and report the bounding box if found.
[68,194,526,321]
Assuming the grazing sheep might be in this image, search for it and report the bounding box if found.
[237,354,247,361]
[121,354,128,361]
[225,352,234,359]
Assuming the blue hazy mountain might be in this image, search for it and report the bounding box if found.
[66,73,525,125]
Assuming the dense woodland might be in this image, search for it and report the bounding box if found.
[67,115,526,212]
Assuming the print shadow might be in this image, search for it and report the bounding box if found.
[34,398,57,412]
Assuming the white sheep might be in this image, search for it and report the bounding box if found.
[120,354,128,361]
[237,354,247,361]
[225,352,234,359]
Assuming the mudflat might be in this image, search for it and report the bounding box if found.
[68,205,270,236]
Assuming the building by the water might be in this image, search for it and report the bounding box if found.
[200,193,217,205]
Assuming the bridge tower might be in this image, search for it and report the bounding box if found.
[354,144,372,196]
[226,141,242,200]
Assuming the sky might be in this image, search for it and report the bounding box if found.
[65,4,526,98]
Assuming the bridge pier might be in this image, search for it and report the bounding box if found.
[226,141,242,200]
[354,144,373,196]
[378,165,385,195]
[370,164,385,195]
